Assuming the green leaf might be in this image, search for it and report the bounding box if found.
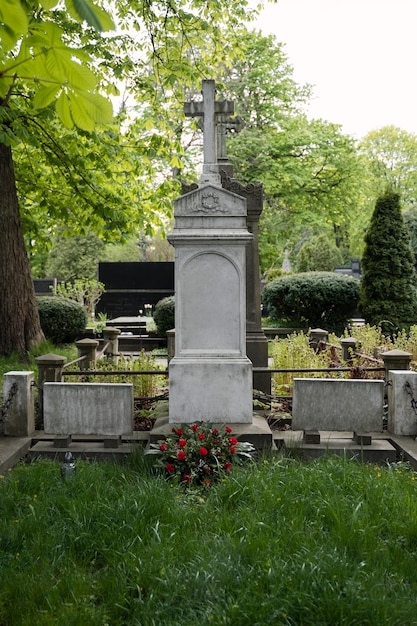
[55,92,74,128]
[33,83,61,109]
[45,48,97,90]
[40,0,59,8]
[0,0,28,51]
[68,90,113,131]
[66,0,114,32]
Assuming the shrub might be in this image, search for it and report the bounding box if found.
[295,234,344,272]
[153,296,175,336]
[359,192,417,334]
[37,297,87,344]
[262,271,360,334]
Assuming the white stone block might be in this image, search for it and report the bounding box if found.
[169,357,253,423]
[387,370,417,436]
[4,371,35,437]
[292,378,384,432]
[44,383,133,435]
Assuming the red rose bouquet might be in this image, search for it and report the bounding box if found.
[146,422,255,487]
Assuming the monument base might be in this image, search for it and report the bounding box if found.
[169,356,253,423]
[151,413,273,450]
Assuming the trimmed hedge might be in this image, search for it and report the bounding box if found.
[153,296,175,337]
[262,272,360,334]
[37,297,88,344]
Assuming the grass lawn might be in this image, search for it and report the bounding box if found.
[1,453,417,625]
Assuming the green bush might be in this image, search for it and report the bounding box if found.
[153,296,175,336]
[262,271,360,333]
[37,297,88,344]
[360,192,417,334]
[295,234,344,272]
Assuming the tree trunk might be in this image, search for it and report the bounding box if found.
[0,142,45,356]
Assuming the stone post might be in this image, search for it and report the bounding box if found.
[102,327,120,364]
[309,328,329,350]
[35,353,67,423]
[75,338,99,370]
[3,371,35,437]
[340,337,359,365]
[166,329,175,363]
[381,349,412,381]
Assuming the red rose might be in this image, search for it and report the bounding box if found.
[224,462,232,471]
[198,433,205,440]
[165,463,175,473]
[175,429,184,436]
[178,438,187,448]
[159,443,167,451]
[225,426,232,433]
[214,439,220,445]
[191,424,199,432]
[230,447,236,454]
[181,474,191,483]
[199,447,208,456]
[177,451,187,461]
[211,428,219,435]
[229,437,238,446]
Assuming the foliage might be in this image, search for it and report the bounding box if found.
[262,272,360,334]
[2,456,417,623]
[359,192,417,334]
[359,126,417,211]
[403,205,417,259]
[89,352,166,398]
[295,234,344,272]
[37,296,87,344]
[44,233,105,281]
[153,296,175,336]
[55,278,105,322]
[146,422,254,488]
[270,332,339,395]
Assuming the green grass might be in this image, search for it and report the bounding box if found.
[1,454,417,625]
[0,341,77,380]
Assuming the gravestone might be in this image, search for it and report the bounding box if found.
[168,80,253,423]
[97,262,174,318]
[183,84,270,395]
[44,383,133,435]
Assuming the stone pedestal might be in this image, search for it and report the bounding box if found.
[3,371,35,437]
[168,183,253,423]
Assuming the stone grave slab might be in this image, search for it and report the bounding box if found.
[292,378,384,432]
[44,383,133,435]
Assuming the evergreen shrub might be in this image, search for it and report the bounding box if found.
[295,234,344,272]
[262,271,360,333]
[153,296,175,336]
[37,297,88,344]
[359,192,417,334]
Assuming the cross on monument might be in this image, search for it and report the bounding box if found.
[184,79,234,185]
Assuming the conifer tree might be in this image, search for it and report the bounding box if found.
[359,191,417,333]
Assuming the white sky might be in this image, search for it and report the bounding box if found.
[252,0,417,139]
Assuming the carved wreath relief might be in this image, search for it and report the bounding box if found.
[194,191,227,213]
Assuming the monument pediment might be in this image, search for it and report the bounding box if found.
[174,183,247,218]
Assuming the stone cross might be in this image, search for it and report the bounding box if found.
[184,79,234,185]
[217,114,245,161]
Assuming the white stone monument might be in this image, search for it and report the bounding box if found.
[168,80,253,423]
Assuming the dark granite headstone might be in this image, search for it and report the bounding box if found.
[33,278,57,296]
[97,262,174,318]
